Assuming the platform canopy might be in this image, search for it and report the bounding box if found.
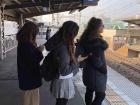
[1,0,100,21]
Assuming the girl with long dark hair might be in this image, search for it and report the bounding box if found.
[77,17,108,105]
[17,21,44,105]
[45,21,79,105]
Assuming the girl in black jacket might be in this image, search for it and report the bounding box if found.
[17,22,44,105]
[76,17,108,105]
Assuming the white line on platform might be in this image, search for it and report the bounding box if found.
[107,66,140,105]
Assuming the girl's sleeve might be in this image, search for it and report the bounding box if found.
[23,43,43,69]
[58,45,79,76]
[75,43,85,57]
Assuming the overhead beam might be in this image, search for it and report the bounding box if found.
[4,10,17,18]
[0,0,3,4]
[24,7,85,18]
[31,0,41,13]
[13,0,31,13]
[5,2,44,10]
[4,15,17,21]
[13,0,21,4]
[78,6,87,11]
[67,2,81,10]
[51,0,81,4]
[11,0,27,13]
[53,2,81,6]
[5,1,83,11]
[24,8,31,13]
[67,3,74,9]
[69,9,77,14]
[36,7,41,12]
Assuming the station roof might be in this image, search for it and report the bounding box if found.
[124,18,140,26]
[1,0,99,21]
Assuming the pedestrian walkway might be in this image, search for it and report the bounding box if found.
[0,80,85,105]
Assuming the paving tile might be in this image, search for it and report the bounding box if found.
[107,66,140,105]
[109,101,128,105]
[106,96,124,102]
[106,90,118,96]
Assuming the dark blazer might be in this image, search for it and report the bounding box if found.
[17,41,43,90]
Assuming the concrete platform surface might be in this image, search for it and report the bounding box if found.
[0,38,110,105]
[107,66,140,105]
[0,80,85,105]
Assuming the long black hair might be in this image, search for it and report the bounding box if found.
[16,21,39,44]
[52,21,79,64]
[80,17,103,43]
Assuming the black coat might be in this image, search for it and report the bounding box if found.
[17,42,43,90]
[76,38,108,90]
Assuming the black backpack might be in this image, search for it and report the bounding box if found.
[40,50,59,81]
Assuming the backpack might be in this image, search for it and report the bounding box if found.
[40,50,59,81]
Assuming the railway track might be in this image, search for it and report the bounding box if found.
[105,49,140,74]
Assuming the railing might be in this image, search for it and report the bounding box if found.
[4,34,17,53]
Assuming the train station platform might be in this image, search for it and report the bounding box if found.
[0,47,85,105]
[0,48,110,105]
[75,67,140,105]
[107,66,140,105]
[0,38,140,105]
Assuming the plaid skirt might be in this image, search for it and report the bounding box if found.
[50,78,75,99]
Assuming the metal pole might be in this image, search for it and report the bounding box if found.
[0,2,6,60]
[0,6,2,60]
[18,14,24,28]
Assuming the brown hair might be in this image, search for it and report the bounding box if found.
[16,21,39,45]
[56,21,79,64]
[80,17,103,43]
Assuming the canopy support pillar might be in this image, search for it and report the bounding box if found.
[0,2,6,60]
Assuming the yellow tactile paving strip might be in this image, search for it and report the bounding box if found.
[106,85,128,105]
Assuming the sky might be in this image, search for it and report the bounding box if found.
[81,0,140,20]
[36,0,140,23]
